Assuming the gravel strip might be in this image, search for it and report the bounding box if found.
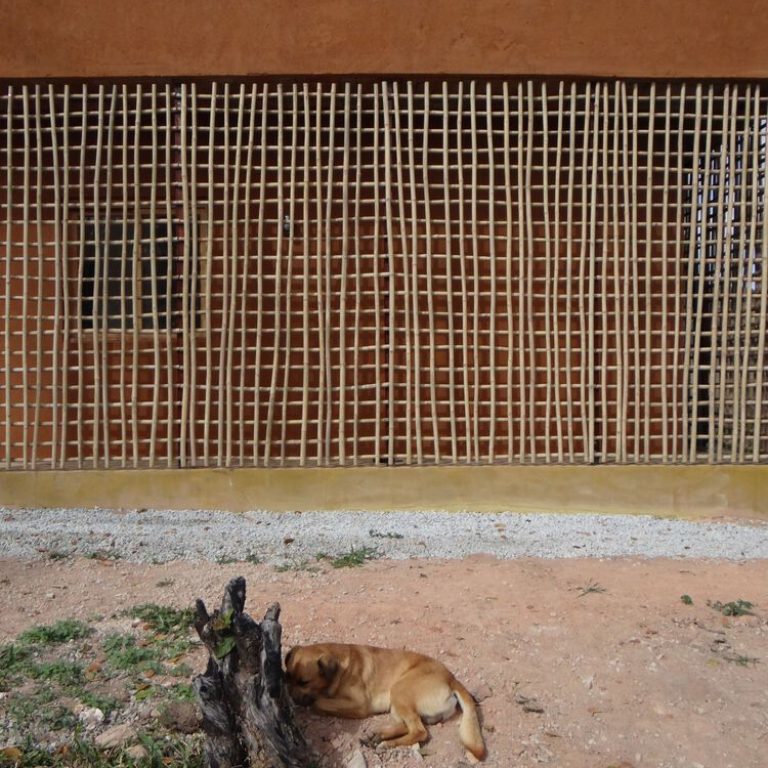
[1,506,767,563]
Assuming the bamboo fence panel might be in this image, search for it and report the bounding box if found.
[1,79,767,469]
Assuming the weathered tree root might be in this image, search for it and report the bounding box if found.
[193,577,316,768]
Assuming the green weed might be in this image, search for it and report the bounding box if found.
[574,579,607,598]
[126,604,194,637]
[17,619,93,647]
[319,546,381,569]
[369,528,404,540]
[28,660,84,688]
[102,633,157,671]
[85,549,122,561]
[707,599,755,616]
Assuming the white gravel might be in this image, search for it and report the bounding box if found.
[1,506,767,563]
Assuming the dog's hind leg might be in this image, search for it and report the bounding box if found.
[378,697,429,748]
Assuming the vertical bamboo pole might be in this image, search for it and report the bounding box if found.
[300,84,311,465]
[626,84,640,463]
[672,84,687,462]
[688,87,714,462]
[457,81,473,463]
[740,88,762,461]
[550,82,565,463]
[382,81,397,464]
[203,83,216,466]
[264,84,285,466]
[752,88,768,461]
[237,84,257,465]
[352,84,363,465]
[32,86,44,468]
[336,83,351,465]
[599,85,612,462]
[469,81,481,463]
[188,84,199,466]
[578,82,595,462]
[515,81,528,462]
[163,84,175,467]
[216,83,231,467]
[540,82,554,463]
[564,82,577,461]
[118,85,129,468]
[731,87,752,460]
[17,86,29,467]
[611,81,626,463]
[372,83,383,465]
[48,85,62,468]
[715,87,737,461]
[77,85,88,468]
[100,86,117,466]
[323,84,337,463]
[485,82,497,463]
[91,85,104,468]
[130,85,142,467]
[225,84,245,466]
[421,82,440,462]
[279,85,299,465]
[587,83,601,464]
[442,81,458,463]
[707,85,738,464]
[148,84,162,467]
[406,81,424,465]
[179,84,191,466]
[393,81,414,465]
[314,83,326,465]
[502,81,514,462]
[660,84,672,463]
[4,87,13,467]
[643,83,656,462]
[253,84,268,464]
[524,81,537,461]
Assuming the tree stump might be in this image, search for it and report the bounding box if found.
[193,577,316,768]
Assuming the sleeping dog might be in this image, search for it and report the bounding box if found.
[285,642,486,761]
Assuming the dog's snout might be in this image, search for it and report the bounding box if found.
[292,691,315,707]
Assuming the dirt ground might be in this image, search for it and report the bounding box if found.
[1,554,767,768]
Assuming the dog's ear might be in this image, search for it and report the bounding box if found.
[284,647,296,669]
[317,654,338,682]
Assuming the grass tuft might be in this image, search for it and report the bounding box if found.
[319,545,382,569]
[574,579,607,598]
[707,599,755,617]
[17,619,93,647]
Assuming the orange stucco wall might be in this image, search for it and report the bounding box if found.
[1,0,767,79]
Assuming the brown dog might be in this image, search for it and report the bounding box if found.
[285,642,486,761]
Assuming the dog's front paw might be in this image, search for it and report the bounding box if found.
[359,729,383,748]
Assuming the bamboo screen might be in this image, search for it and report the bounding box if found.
[1,80,767,469]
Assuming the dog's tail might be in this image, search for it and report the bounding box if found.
[451,679,487,761]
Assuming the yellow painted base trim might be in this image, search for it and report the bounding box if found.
[0,465,765,520]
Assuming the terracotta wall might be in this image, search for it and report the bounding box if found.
[2,0,767,79]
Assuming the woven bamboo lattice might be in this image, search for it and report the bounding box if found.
[1,80,767,469]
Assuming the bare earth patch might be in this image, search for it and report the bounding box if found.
[1,555,767,768]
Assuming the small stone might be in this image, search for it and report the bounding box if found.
[159,701,199,734]
[472,682,493,702]
[77,707,104,729]
[95,724,137,750]
[345,749,367,768]
[126,745,149,761]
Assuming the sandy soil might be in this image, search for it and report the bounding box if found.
[1,555,767,768]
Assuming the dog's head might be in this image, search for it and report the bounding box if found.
[284,645,340,706]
